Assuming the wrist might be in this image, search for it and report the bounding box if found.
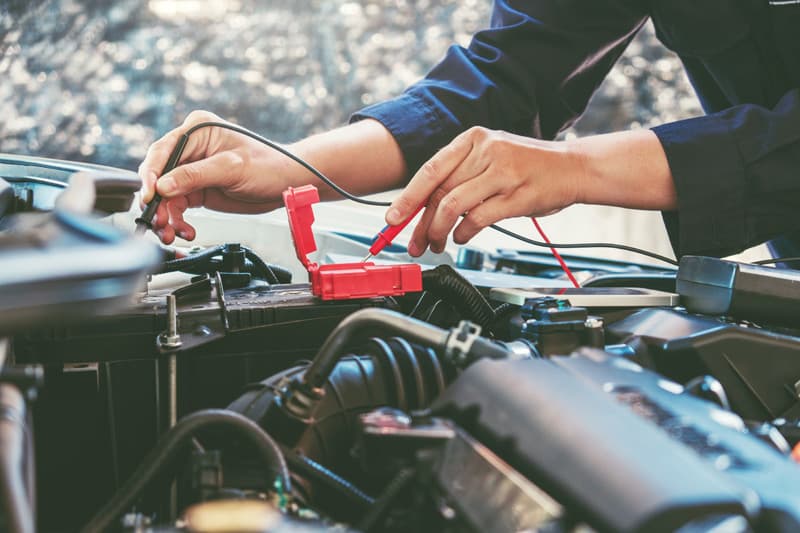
[564,129,676,210]
[564,137,593,206]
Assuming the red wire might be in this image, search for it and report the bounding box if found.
[531,218,581,288]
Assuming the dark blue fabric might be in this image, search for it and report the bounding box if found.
[352,0,800,257]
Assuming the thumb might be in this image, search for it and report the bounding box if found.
[138,170,157,207]
[156,152,239,198]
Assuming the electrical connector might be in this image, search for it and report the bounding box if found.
[283,185,422,300]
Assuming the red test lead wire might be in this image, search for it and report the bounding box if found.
[363,206,579,291]
[531,217,581,288]
[363,204,425,261]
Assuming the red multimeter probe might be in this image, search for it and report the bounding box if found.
[363,204,424,262]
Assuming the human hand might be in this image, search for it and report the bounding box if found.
[138,110,293,244]
[385,127,584,256]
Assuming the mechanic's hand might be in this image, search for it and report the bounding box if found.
[138,110,290,244]
[386,127,583,256]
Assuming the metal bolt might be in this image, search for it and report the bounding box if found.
[158,294,182,350]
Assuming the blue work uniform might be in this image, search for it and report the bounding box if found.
[353,0,800,258]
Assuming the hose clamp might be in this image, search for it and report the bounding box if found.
[445,320,482,367]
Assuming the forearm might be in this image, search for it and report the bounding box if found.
[572,129,677,211]
[285,119,408,200]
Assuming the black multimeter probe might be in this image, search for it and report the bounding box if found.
[134,134,190,234]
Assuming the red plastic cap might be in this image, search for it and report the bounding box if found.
[282,184,422,301]
[283,185,320,269]
[313,263,422,300]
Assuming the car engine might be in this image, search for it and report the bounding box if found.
[2,154,800,533]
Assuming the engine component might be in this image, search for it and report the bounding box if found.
[231,346,448,465]
[555,349,800,530]
[514,296,604,356]
[677,255,800,327]
[417,424,563,533]
[606,307,800,420]
[429,353,800,532]
[276,308,507,424]
[229,346,447,520]
[357,410,563,533]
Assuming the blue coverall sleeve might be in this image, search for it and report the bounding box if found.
[352,0,648,174]
[353,0,800,258]
[653,89,800,257]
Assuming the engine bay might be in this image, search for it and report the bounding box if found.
[2,154,800,533]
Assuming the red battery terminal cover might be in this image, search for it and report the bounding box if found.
[282,185,422,301]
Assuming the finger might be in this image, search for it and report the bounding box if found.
[156,224,176,245]
[152,200,170,230]
[138,110,222,190]
[407,199,439,257]
[166,197,196,241]
[426,169,500,251]
[408,185,449,256]
[386,131,475,225]
[173,110,229,165]
[138,170,158,205]
[141,127,188,181]
[156,151,242,199]
[452,193,526,244]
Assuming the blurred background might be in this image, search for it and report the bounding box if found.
[0,0,708,264]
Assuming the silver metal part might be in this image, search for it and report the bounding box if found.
[155,294,182,519]
[502,339,538,361]
[444,321,482,366]
[434,426,563,532]
[585,317,604,329]
[490,287,680,307]
[157,294,182,352]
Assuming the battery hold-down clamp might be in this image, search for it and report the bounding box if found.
[283,185,422,300]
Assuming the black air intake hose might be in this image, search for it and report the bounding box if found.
[299,308,507,394]
[229,346,445,521]
[422,265,496,328]
[230,347,447,468]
